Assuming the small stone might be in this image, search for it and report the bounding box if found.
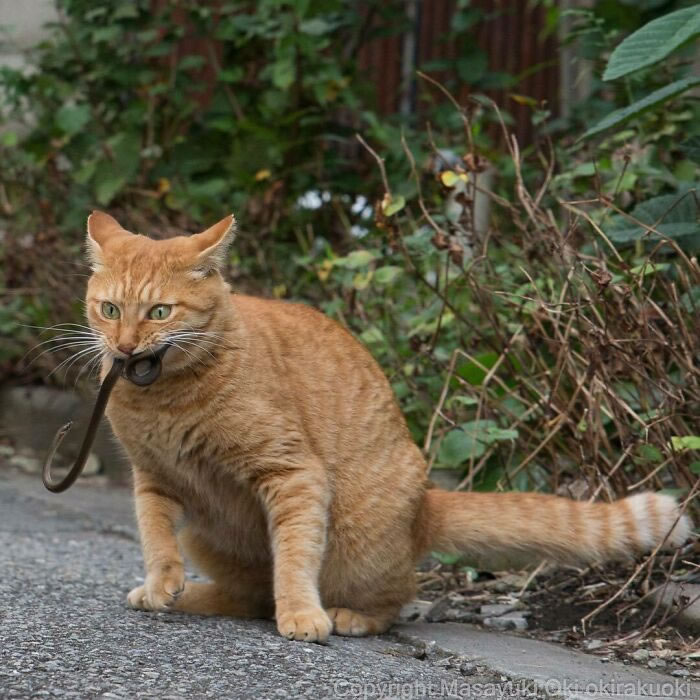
[631,649,650,662]
[460,662,476,676]
[647,658,666,669]
[585,640,604,651]
[426,597,454,622]
[399,600,432,622]
[490,573,531,592]
[480,603,516,617]
[0,445,15,457]
[671,669,690,677]
[483,612,528,631]
[424,641,439,658]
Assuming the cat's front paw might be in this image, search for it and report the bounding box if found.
[127,562,185,611]
[276,606,332,643]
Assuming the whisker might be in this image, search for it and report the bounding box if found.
[21,322,96,333]
[74,350,108,388]
[48,346,103,379]
[22,334,102,362]
[167,332,231,350]
[167,337,217,360]
[180,326,229,341]
[167,340,205,366]
[28,341,103,366]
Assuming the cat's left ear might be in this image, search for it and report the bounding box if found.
[190,214,236,278]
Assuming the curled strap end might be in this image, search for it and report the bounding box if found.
[57,421,73,438]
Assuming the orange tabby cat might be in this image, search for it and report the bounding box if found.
[84,211,691,643]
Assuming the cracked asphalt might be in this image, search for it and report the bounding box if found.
[0,470,524,699]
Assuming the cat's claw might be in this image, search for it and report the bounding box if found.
[127,565,185,611]
[276,607,332,643]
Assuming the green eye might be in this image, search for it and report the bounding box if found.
[101,302,120,320]
[149,304,172,321]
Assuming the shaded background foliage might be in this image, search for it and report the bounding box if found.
[0,0,698,521]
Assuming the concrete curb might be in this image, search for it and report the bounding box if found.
[396,623,699,700]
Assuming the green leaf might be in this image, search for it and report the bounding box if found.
[690,461,700,475]
[680,135,700,163]
[456,52,488,83]
[188,178,228,199]
[272,58,295,90]
[606,192,699,247]
[629,262,670,277]
[178,55,206,71]
[352,270,373,290]
[438,420,498,466]
[374,266,402,285]
[334,250,377,269]
[359,326,384,345]
[456,352,499,386]
[94,173,127,205]
[92,26,122,43]
[484,427,519,442]
[55,104,91,135]
[382,194,406,217]
[431,551,464,566]
[218,67,244,83]
[603,7,700,81]
[582,77,700,139]
[112,3,139,19]
[658,488,689,499]
[448,396,479,407]
[637,444,663,462]
[439,429,485,466]
[670,436,700,452]
[1,131,18,147]
[299,18,332,35]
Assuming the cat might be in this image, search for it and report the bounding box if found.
[84,210,692,643]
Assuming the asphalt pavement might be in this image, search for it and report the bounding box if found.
[0,471,520,699]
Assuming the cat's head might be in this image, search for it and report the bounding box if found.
[85,211,235,367]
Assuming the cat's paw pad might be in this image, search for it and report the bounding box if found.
[276,606,332,643]
[127,564,185,611]
[327,607,383,636]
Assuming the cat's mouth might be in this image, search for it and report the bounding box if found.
[109,341,169,361]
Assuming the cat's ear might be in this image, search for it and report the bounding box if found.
[85,211,132,269]
[189,214,236,278]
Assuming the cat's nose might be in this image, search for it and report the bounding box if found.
[117,344,137,356]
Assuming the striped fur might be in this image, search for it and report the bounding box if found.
[84,212,693,643]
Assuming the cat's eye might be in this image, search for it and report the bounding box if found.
[148,304,172,321]
[101,302,120,320]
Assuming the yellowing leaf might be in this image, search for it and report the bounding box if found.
[353,269,373,290]
[272,284,287,298]
[440,170,469,188]
[670,435,700,452]
[317,259,334,282]
[381,193,405,217]
[509,93,537,107]
[255,169,271,181]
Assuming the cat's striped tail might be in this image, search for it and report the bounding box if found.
[419,490,693,566]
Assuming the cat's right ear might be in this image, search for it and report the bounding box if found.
[85,211,131,269]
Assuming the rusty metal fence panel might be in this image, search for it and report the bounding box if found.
[358,1,559,145]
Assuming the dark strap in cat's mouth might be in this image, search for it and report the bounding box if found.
[42,345,170,493]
